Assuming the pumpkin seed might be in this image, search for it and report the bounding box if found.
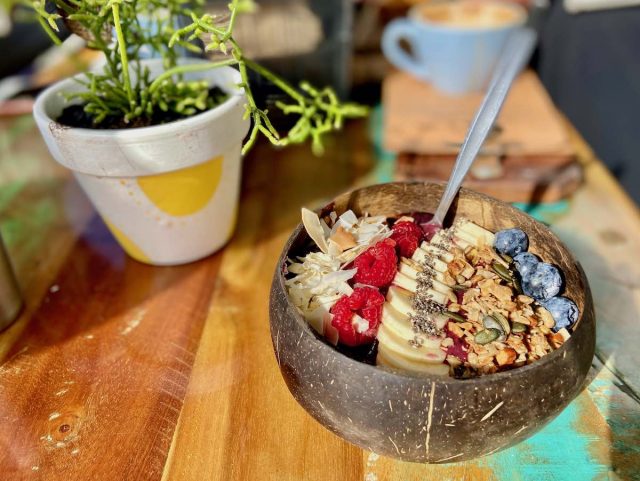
[492,261,512,282]
[474,328,501,345]
[452,284,467,292]
[445,311,466,323]
[500,253,513,264]
[512,275,524,294]
[483,316,506,341]
[512,322,528,333]
[491,312,511,335]
[483,315,503,332]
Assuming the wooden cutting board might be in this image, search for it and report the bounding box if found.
[384,70,575,159]
[383,70,582,202]
[396,153,583,203]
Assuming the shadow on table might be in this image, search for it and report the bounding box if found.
[238,119,378,242]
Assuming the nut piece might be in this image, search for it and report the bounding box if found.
[329,226,357,251]
[496,347,517,366]
[547,331,565,349]
[517,295,534,305]
[536,307,556,329]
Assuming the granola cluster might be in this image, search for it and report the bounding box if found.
[443,243,570,377]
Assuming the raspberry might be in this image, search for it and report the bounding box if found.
[391,221,423,258]
[330,287,385,346]
[352,238,398,287]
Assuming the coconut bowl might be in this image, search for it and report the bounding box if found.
[269,182,595,463]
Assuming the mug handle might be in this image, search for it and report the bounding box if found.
[381,19,429,79]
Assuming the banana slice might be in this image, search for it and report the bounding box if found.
[392,272,448,305]
[456,220,495,246]
[386,286,449,330]
[377,347,450,376]
[411,248,449,273]
[386,285,415,317]
[453,228,478,247]
[398,259,453,297]
[377,327,447,364]
[381,304,443,349]
[418,241,454,263]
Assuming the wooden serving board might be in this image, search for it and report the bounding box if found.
[396,153,583,203]
[383,70,581,202]
[384,70,574,158]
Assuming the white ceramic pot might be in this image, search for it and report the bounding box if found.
[33,59,249,265]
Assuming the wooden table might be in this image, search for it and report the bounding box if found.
[0,114,639,481]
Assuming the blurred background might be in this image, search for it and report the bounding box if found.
[0,0,639,205]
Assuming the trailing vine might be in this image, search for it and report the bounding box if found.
[16,0,367,154]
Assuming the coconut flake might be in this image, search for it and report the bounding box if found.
[323,313,339,345]
[352,314,369,334]
[288,209,392,336]
[302,207,329,254]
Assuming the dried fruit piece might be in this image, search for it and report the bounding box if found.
[330,287,385,346]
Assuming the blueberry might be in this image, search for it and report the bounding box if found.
[513,252,539,278]
[521,262,562,301]
[494,228,528,257]
[541,296,579,331]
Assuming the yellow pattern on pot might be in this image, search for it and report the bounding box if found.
[103,218,151,264]
[137,156,223,216]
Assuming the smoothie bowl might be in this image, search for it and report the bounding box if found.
[269,182,595,463]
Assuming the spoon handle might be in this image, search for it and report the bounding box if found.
[432,27,537,226]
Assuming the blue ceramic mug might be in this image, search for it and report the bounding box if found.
[382,0,526,95]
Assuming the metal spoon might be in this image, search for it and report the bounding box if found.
[425,27,537,231]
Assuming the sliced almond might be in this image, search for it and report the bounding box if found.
[536,307,556,329]
[547,331,565,349]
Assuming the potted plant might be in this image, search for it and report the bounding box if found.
[18,0,366,265]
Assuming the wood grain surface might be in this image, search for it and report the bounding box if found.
[383,70,574,157]
[0,115,638,481]
[384,71,582,202]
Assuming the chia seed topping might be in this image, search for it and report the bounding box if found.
[409,311,440,336]
[408,335,425,349]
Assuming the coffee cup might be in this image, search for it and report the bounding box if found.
[382,0,527,95]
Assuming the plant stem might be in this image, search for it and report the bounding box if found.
[148,59,239,94]
[242,57,303,103]
[112,3,134,106]
[37,16,62,45]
